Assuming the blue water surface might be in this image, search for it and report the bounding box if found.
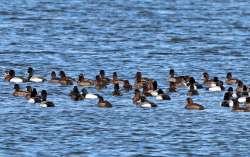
[1,0,250,156]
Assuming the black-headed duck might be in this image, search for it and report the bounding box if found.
[208,81,224,91]
[132,89,142,105]
[185,98,205,110]
[6,70,27,83]
[138,96,157,108]
[134,72,145,89]
[40,90,55,107]
[245,97,250,109]
[111,72,123,84]
[48,71,60,83]
[77,73,94,86]
[95,75,106,90]
[123,80,132,91]
[112,83,122,96]
[27,88,42,103]
[69,86,83,101]
[25,86,33,99]
[98,96,112,108]
[168,82,177,92]
[13,84,29,97]
[156,89,171,100]
[59,71,73,85]
[99,70,110,84]
[221,92,233,107]
[231,99,249,112]
[226,72,238,85]
[187,84,199,96]
[202,72,216,88]
[237,85,249,103]
[236,80,244,96]
[27,67,46,83]
[168,69,189,87]
[81,88,98,99]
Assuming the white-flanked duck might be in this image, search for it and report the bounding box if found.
[81,88,98,99]
[27,67,46,83]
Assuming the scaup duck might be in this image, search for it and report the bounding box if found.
[81,88,98,99]
[69,86,83,101]
[13,84,29,97]
[231,99,249,112]
[48,71,60,83]
[98,96,112,108]
[95,75,106,90]
[226,72,238,85]
[156,89,171,100]
[132,89,142,105]
[208,81,224,91]
[123,80,132,91]
[40,90,55,107]
[111,72,123,84]
[187,84,199,96]
[221,92,234,107]
[7,70,27,83]
[77,73,94,86]
[138,96,157,108]
[202,72,216,88]
[112,83,122,96]
[27,88,42,103]
[59,71,73,85]
[99,70,110,84]
[27,67,46,83]
[185,98,205,110]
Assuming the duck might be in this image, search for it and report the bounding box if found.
[134,71,145,89]
[27,88,42,103]
[202,72,216,88]
[208,81,224,92]
[221,92,234,107]
[168,81,177,92]
[155,89,171,100]
[231,99,249,112]
[235,85,249,103]
[187,84,199,96]
[97,96,112,108]
[13,84,29,97]
[27,67,46,83]
[245,97,250,109]
[225,72,238,85]
[185,98,205,110]
[40,90,55,107]
[59,71,73,85]
[168,69,189,87]
[186,77,203,89]
[99,70,110,85]
[123,80,132,91]
[6,70,27,83]
[138,96,157,108]
[112,83,122,96]
[81,88,98,99]
[111,72,123,84]
[69,86,83,101]
[132,89,142,105]
[147,80,159,96]
[77,73,94,86]
[95,75,106,90]
[25,86,33,99]
[236,80,244,93]
[48,71,60,83]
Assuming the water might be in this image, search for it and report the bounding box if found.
[1,0,250,156]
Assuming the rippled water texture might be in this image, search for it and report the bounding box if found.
[1,0,250,156]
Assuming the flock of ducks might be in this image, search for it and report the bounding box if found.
[3,67,250,111]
